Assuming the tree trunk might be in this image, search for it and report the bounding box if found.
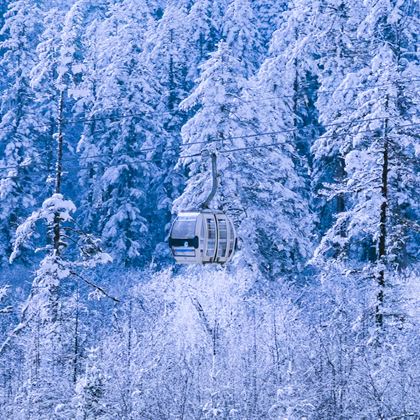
[73,282,80,385]
[53,90,64,254]
[376,98,389,330]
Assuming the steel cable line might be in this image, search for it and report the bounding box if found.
[1,122,417,179]
[0,116,418,172]
[0,118,419,173]
[178,122,420,159]
[71,122,420,171]
[76,113,420,159]
[0,77,419,134]
[48,115,414,163]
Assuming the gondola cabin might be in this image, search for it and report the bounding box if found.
[169,210,236,264]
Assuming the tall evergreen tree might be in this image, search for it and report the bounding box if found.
[3,2,113,415]
[184,0,227,82]
[312,0,419,331]
[268,0,322,159]
[77,0,164,266]
[250,0,288,47]
[307,0,367,234]
[222,0,264,78]
[146,3,190,112]
[144,2,191,262]
[0,0,46,264]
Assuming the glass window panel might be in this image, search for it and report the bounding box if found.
[219,220,227,239]
[218,219,227,257]
[171,218,197,239]
[227,220,235,257]
[206,218,216,257]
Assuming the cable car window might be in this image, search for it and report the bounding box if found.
[218,219,227,257]
[206,218,216,257]
[171,217,197,239]
[228,220,235,257]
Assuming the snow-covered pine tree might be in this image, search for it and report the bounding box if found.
[269,0,322,160]
[28,0,92,208]
[0,0,46,264]
[144,2,191,263]
[307,0,367,235]
[222,0,264,78]
[314,0,368,126]
[250,0,288,48]
[77,0,164,266]
[146,2,190,112]
[184,0,227,82]
[9,192,78,417]
[312,0,419,331]
[30,0,102,189]
[30,7,67,183]
[70,0,112,235]
[8,171,111,417]
[238,19,316,277]
[174,41,248,211]
[251,3,322,278]
[4,2,114,413]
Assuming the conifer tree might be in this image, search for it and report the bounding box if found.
[70,0,111,233]
[146,3,190,112]
[76,0,164,266]
[184,0,227,82]
[240,14,317,276]
[250,0,288,46]
[305,0,366,234]
[222,0,264,78]
[4,3,113,414]
[312,0,419,331]
[0,0,46,264]
[144,2,191,262]
[8,162,112,417]
[30,7,66,179]
[269,0,322,159]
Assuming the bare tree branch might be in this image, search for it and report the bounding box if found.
[69,270,120,303]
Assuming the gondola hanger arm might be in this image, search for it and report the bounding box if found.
[200,150,218,210]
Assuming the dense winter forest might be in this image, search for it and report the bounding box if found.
[0,0,419,418]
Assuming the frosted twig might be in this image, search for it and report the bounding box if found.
[69,270,120,303]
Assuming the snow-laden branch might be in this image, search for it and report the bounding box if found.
[0,285,12,315]
[69,270,120,303]
[10,193,76,263]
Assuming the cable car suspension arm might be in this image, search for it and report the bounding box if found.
[200,152,218,209]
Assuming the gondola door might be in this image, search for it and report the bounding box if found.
[203,213,218,262]
[216,215,228,262]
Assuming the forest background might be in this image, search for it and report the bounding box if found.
[0,0,419,418]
